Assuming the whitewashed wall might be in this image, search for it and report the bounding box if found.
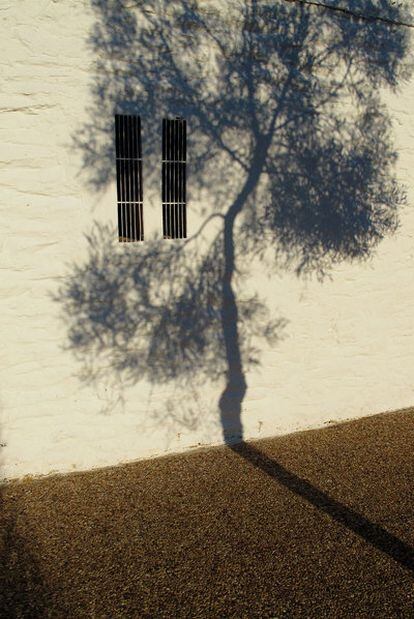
[1,0,413,480]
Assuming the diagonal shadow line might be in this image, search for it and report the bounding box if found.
[231,441,414,573]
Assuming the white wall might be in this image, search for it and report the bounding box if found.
[1,0,413,480]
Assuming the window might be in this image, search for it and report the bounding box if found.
[162,117,187,239]
[115,114,144,242]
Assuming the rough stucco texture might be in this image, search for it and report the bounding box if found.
[1,0,414,480]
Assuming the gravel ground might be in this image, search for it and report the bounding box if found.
[1,408,414,618]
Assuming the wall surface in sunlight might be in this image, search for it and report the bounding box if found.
[1,0,413,480]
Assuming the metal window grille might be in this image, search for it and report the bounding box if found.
[162,117,187,239]
[115,114,144,242]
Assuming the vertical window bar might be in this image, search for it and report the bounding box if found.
[162,203,166,237]
[129,118,134,206]
[168,120,172,238]
[183,169,187,237]
[125,202,129,241]
[131,115,136,159]
[174,202,178,239]
[162,120,166,234]
[125,159,130,205]
[120,159,125,242]
[165,120,169,237]
[139,116,142,158]
[126,115,130,157]
[122,158,126,203]
[121,114,125,158]
[130,203,135,242]
[117,203,122,241]
[162,116,187,239]
[164,120,168,237]
[179,118,183,238]
[175,132,179,237]
[128,117,133,204]
[115,117,122,238]
[130,156,135,206]
[129,115,134,158]
[138,117,143,241]
[178,119,183,238]
[168,119,172,238]
[120,203,124,240]
[133,203,138,243]
[184,119,187,238]
[115,114,144,242]
[171,119,174,239]
[176,119,179,238]
[183,119,187,161]
[125,201,131,241]
[172,121,176,237]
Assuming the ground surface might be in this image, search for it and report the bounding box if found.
[1,408,414,618]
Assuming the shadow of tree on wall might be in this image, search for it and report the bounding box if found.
[57,0,411,442]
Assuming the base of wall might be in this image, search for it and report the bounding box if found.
[2,405,412,485]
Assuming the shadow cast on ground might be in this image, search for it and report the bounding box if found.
[231,441,414,573]
[1,411,414,616]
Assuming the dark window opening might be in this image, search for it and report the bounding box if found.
[162,117,187,239]
[115,114,144,242]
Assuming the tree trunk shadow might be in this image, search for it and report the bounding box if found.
[230,441,414,574]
